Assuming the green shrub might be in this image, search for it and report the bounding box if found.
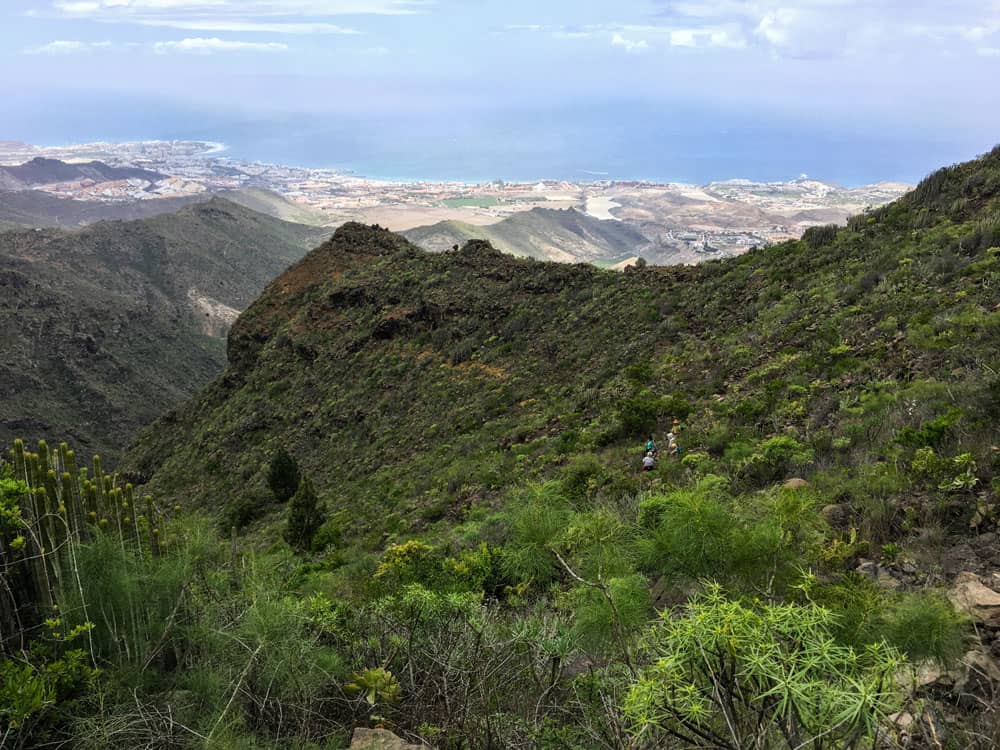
[560,454,606,505]
[624,585,904,750]
[738,435,814,486]
[373,540,440,588]
[679,451,712,474]
[803,223,840,248]
[636,485,737,581]
[441,543,512,598]
[267,447,301,504]
[623,362,653,387]
[223,491,271,531]
[559,508,638,580]
[881,592,968,666]
[285,477,325,551]
[503,482,572,587]
[895,408,963,448]
[568,574,650,656]
[617,394,661,437]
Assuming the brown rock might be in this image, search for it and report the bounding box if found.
[783,477,809,490]
[955,648,1000,698]
[821,503,851,529]
[350,728,424,750]
[948,572,1000,627]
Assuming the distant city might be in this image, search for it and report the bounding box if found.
[0,139,911,265]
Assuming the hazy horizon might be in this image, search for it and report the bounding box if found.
[2,0,998,184]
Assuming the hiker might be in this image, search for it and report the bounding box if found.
[645,435,658,457]
[666,431,678,456]
[642,451,656,472]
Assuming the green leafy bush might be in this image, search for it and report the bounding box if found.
[738,435,814,486]
[624,585,904,750]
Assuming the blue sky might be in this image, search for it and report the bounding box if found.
[1,1,998,182]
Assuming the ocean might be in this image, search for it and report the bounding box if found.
[3,94,991,186]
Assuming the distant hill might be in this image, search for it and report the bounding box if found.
[0,198,328,458]
[0,189,205,227]
[0,186,332,230]
[404,206,651,263]
[0,157,165,190]
[219,187,333,226]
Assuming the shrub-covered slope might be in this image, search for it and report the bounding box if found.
[127,146,999,556]
[0,198,328,459]
[6,146,1000,750]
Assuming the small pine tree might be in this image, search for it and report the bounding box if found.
[267,448,301,504]
[284,477,324,551]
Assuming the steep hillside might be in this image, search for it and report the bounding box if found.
[6,147,1000,750]
[0,157,164,190]
[0,198,327,458]
[128,147,999,556]
[404,206,651,262]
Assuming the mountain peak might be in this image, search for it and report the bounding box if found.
[330,221,419,256]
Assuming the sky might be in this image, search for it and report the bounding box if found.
[1,0,999,183]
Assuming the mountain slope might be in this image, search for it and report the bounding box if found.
[125,147,999,565]
[0,198,328,458]
[403,206,651,262]
[0,189,205,227]
[0,157,165,190]
[219,187,333,226]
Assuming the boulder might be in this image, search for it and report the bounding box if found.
[350,728,424,750]
[821,503,851,529]
[948,572,1000,627]
[783,477,809,490]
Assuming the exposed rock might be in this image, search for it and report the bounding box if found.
[948,572,1000,627]
[955,649,1000,705]
[783,477,809,490]
[912,660,957,689]
[882,708,948,748]
[856,560,902,590]
[350,727,424,749]
[888,711,914,732]
[821,503,851,529]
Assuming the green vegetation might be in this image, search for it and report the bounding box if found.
[0,198,327,459]
[4,147,1000,747]
[440,197,505,208]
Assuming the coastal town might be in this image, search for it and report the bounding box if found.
[0,139,911,261]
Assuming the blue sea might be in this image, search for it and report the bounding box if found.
[3,93,992,186]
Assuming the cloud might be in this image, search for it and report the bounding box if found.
[979,46,1000,56]
[25,39,114,53]
[134,19,361,33]
[651,0,1000,58]
[50,0,432,17]
[506,21,746,51]
[153,37,288,53]
[611,33,649,53]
